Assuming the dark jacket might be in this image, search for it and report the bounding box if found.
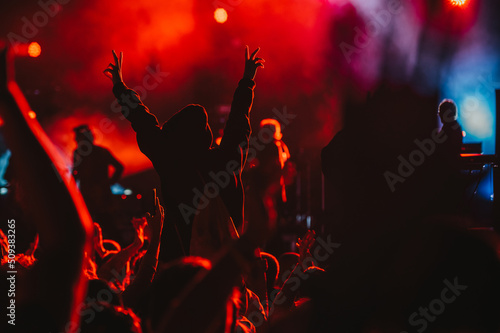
[113,78,255,261]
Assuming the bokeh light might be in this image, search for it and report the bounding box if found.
[28,42,41,58]
[459,96,493,139]
[450,0,468,7]
[28,111,37,119]
[214,8,228,24]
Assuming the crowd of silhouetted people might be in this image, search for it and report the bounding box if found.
[1,45,500,333]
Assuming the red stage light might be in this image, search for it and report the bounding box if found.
[214,8,228,24]
[28,42,41,57]
[136,194,142,200]
[450,0,468,7]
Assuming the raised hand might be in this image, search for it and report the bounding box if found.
[296,229,316,269]
[132,216,150,241]
[145,188,164,239]
[132,220,146,247]
[103,50,124,85]
[243,46,265,80]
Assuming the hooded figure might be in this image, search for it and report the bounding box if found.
[106,47,264,261]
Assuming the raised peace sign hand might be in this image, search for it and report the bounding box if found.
[243,46,265,80]
[103,50,124,85]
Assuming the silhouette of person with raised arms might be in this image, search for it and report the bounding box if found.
[72,124,124,237]
[104,47,264,261]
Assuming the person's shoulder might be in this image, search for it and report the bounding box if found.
[92,145,114,158]
[94,145,111,152]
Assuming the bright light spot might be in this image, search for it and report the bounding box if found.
[0,188,8,195]
[121,194,127,200]
[215,137,222,145]
[0,117,4,127]
[460,96,493,139]
[124,189,132,195]
[111,183,126,194]
[450,0,467,6]
[462,131,466,137]
[28,42,41,57]
[28,111,37,119]
[136,194,142,200]
[214,8,228,24]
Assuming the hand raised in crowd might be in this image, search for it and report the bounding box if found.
[145,188,164,240]
[243,46,265,80]
[103,50,124,85]
[132,220,146,248]
[131,216,151,242]
[296,229,316,269]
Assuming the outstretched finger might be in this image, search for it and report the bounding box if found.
[103,63,115,73]
[250,47,260,60]
[245,45,249,60]
[103,69,113,78]
[112,50,119,66]
[154,189,161,213]
[255,59,265,66]
[119,51,123,68]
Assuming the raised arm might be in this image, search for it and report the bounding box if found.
[0,46,92,333]
[104,50,162,164]
[219,46,264,170]
[122,190,164,310]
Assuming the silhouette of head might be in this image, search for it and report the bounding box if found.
[438,99,458,124]
[73,124,94,144]
[161,104,213,153]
